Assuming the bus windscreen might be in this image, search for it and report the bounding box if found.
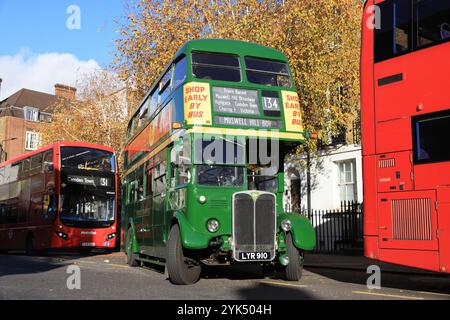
[61,147,115,172]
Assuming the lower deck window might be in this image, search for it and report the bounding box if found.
[413,110,450,164]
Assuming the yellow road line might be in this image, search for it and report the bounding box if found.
[352,290,424,300]
[259,280,308,288]
[418,291,450,298]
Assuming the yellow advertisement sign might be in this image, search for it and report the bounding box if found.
[184,82,212,126]
[282,91,303,133]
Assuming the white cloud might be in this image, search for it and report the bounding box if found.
[0,50,101,100]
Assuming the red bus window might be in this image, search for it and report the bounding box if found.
[416,0,450,48]
[413,110,450,164]
[375,0,412,62]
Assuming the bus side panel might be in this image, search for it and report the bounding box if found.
[377,151,413,193]
[415,163,450,190]
[360,0,376,156]
[363,154,379,259]
[375,118,412,155]
[437,187,450,273]
[378,249,440,273]
[363,155,378,236]
[374,43,450,123]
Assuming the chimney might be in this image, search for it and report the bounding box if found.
[54,83,77,100]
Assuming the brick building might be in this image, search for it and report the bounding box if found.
[0,83,76,162]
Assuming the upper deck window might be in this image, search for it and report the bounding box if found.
[245,57,292,87]
[413,110,450,164]
[192,52,241,82]
[159,67,173,103]
[416,0,450,48]
[173,56,187,88]
[374,0,412,63]
[61,147,115,172]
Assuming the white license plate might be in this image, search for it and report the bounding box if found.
[81,242,96,247]
[239,252,271,261]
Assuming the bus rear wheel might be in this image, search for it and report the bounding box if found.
[125,229,139,267]
[166,224,201,285]
[284,233,303,281]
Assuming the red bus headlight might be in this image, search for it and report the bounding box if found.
[55,231,69,240]
[106,233,116,241]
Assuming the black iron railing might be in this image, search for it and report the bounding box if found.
[306,201,363,254]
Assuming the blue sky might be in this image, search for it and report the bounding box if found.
[0,0,126,98]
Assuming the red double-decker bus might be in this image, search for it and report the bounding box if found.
[0,141,118,253]
[361,0,450,272]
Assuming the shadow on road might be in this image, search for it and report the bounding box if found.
[0,250,112,278]
[202,264,266,281]
[237,282,315,300]
[305,266,450,295]
[0,254,68,278]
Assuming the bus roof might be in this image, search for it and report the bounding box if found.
[174,39,289,62]
[0,141,115,168]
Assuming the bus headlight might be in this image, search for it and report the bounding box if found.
[55,231,69,240]
[106,233,116,241]
[199,195,207,204]
[279,254,290,266]
[207,219,220,233]
[281,219,292,232]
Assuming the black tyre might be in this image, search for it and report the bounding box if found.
[166,224,201,285]
[284,233,303,281]
[125,228,139,267]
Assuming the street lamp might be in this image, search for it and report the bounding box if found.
[0,137,18,162]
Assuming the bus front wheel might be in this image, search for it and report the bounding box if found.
[284,232,303,281]
[166,224,201,285]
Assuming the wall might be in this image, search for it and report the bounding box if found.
[285,144,363,212]
[0,116,40,162]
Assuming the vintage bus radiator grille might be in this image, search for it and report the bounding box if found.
[232,192,276,261]
[379,158,395,168]
[391,198,433,241]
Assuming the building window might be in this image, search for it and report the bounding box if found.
[338,160,357,202]
[24,107,40,122]
[25,131,40,151]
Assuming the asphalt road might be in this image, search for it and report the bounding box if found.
[1,252,450,300]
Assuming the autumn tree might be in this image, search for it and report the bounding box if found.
[114,0,363,148]
[40,70,131,166]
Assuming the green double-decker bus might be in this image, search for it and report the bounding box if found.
[122,39,316,285]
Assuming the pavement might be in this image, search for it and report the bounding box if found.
[0,252,449,300]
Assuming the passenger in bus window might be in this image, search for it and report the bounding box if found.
[441,23,450,40]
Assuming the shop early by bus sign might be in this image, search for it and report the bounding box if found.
[184,82,212,126]
[282,91,303,133]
